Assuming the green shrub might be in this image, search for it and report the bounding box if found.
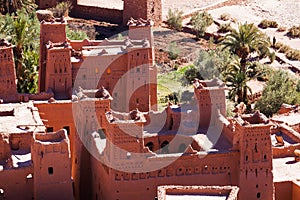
[190,11,213,39]
[66,26,88,40]
[258,19,278,29]
[49,1,73,18]
[288,25,300,38]
[274,42,291,53]
[220,13,230,21]
[286,49,300,61]
[168,42,180,60]
[217,23,233,33]
[277,26,287,32]
[166,9,183,31]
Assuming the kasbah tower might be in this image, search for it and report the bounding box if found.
[3,0,299,199]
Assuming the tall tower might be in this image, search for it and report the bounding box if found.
[0,39,17,102]
[234,111,274,200]
[38,16,67,93]
[32,130,73,200]
[123,0,162,26]
[193,79,226,129]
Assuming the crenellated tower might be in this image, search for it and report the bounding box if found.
[233,111,274,200]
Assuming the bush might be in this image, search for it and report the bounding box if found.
[166,9,183,31]
[286,49,300,61]
[258,19,279,29]
[220,13,230,21]
[277,26,287,32]
[168,42,180,60]
[217,23,233,33]
[66,26,88,40]
[190,11,213,39]
[49,1,73,18]
[255,69,299,117]
[287,25,300,38]
[274,42,291,53]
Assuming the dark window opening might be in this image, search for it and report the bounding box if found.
[46,127,53,132]
[245,155,248,162]
[0,188,4,197]
[48,167,53,175]
[161,141,169,154]
[257,192,261,199]
[97,129,106,139]
[63,126,70,135]
[145,142,154,151]
[264,155,267,160]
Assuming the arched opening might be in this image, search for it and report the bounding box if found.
[178,143,187,153]
[161,141,169,154]
[145,142,154,152]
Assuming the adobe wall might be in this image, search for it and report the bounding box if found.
[293,181,300,200]
[274,181,292,200]
[71,5,123,24]
[273,144,300,158]
[90,150,239,200]
[0,44,18,102]
[32,130,73,200]
[0,166,33,200]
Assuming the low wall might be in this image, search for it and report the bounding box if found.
[275,181,292,200]
[71,4,123,24]
[273,144,300,158]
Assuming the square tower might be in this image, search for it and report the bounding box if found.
[0,39,17,102]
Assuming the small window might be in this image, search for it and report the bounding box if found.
[63,126,70,135]
[97,129,106,139]
[46,127,54,132]
[136,68,140,73]
[48,167,53,175]
[107,68,111,75]
[257,192,261,199]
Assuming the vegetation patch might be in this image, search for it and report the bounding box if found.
[258,19,279,29]
[287,25,300,38]
[166,9,183,31]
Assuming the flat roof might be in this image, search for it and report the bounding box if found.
[272,112,300,126]
[273,157,300,182]
[0,102,45,134]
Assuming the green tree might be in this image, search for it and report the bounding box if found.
[219,22,271,69]
[255,70,300,117]
[66,26,88,40]
[0,0,36,14]
[190,11,213,39]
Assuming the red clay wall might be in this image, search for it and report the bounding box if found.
[0,167,33,200]
[71,5,123,24]
[275,181,292,200]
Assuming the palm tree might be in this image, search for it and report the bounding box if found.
[220,22,270,69]
[224,59,257,103]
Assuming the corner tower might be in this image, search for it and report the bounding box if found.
[0,39,17,102]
